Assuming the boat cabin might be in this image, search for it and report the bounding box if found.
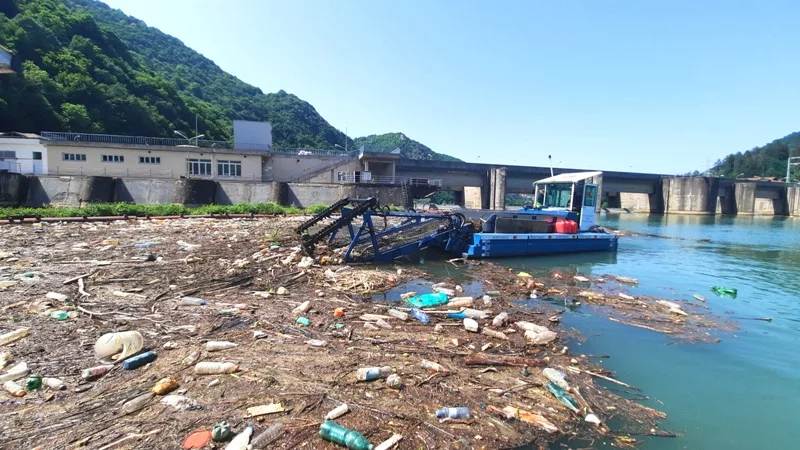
[528,171,600,231]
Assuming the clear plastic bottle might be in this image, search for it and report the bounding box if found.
[356,366,393,381]
[250,423,285,449]
[374,319,392,330]
[120,392,154,415]
[409,308,430,324]
[134,242,153,248]
[542,368,570,391]
[386,374,402,389]
[492,312,509,327]
[81,364,114,379]
[420,360,449,373]
[194,362,239,375]
[386,309,408,321]
[179,297,206,306]
[43,377,66,390]
[0,362,28,382]
[182,351,201,366]
[525,329,557,345]
[292,301,311,315]
[319,421,373,450]
[435,407,471,419]
[224,425,253,450]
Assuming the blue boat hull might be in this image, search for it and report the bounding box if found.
[463,232,618,258]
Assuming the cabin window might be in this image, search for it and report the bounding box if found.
[543,183,572,208]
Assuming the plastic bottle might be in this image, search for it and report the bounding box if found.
[46,292,69,301]
[461,308,489,319]
[386,374,402,389]
[356,366,393,381]
[122,351,158,370]
[542,368,570,391]
[50,311,69,321]
[250,423,285,449]
[515,321,550,334]
[374,434,403,450]
[120,392,154,415]
[546,381,580,413]
[409,308,430,324]
[296,317,311,326]
[212,422,233,441]
[0,362,28,382]
[206,341,238,352]
[420,360,449,373]
[319,421,374,450]
[406,292,449,308]
[306,339,328,347]
[463,318,479,332]
[386,309,408,321]
[492,312,509,327]
[711,286,738,298]
[326,403,350,420]
[447,297,474,308]
[481,328,508,340]
[43,377,66,390]
[224,425,253,450]
[194,362,239,375]
[292,301,311,315]
[25,376,42,391]
[179,297,206,306]
[81,364,114,379]
[134,242,153,248]
[0,351,10,370]
[374,319,392,330]
[435,407,471,419]
[182,351,200,366]
[525,329,557,345]
[3,380,25,397]
[0,327,31,346]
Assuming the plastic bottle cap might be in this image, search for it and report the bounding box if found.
[183,430,212,449]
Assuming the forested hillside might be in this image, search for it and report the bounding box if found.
[1,0,460,159]
[712,131,800,179]
[354,133,462,162]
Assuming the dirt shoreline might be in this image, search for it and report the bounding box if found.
[0,217,730,449]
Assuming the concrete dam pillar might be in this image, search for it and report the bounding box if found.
[489,168,497,210]
[173,178,217,206]
[789,186,800,217]
[492,167,507,210]
[0,172,29,206]
[663,177,720,214]
[734,183,756,215]
[270,182,289,206]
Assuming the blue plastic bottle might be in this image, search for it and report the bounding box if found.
[435,407,471,419]
[122,351,157,370]
[410,308,430,324]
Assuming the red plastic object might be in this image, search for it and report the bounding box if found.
[183,430,212,449]
[555,219,578,234]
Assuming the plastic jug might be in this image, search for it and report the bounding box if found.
[319,421,374,450]
[94,331,144,363]
[406,292,449,308]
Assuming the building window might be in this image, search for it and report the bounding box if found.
[337,171,346,181]
[62,153,87,161]
[33,152,42,160]
[0,150,16,159]
[187,158,212,176]
[101,154,124,163]
[217,160,242,177]
[139,156,161,164]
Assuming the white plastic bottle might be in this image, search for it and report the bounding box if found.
[194,362,239,375]
[0,362,28,382]
[325,403,350,420]
[224,425,253,450]
[386,309,409,321]
[206,341,238,351]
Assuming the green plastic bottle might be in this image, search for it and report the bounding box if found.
[546,381,580,413]
[25,376,42,391]
[319,421,374,450]
[711,286,737,298]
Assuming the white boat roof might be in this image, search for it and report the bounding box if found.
[534,171,602,184]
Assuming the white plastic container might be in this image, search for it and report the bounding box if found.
[43,377,67,390]
[492,312,509,327]
[542,368,570,390]
[0,362,29,383]
[463,318,479,332]
[516,321,550,334]
[325,403,350,420]
[94,331,143,363]
[292,301,311,315]
[447,297,474,308]
[462,308,489,319]
[525,329,557,345]
[387,309,409,321]
[3,380,25,397]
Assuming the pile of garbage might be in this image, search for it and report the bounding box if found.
[0,216,721,449]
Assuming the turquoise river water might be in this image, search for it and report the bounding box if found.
[502,214,800,449]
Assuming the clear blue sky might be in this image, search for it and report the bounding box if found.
[102,0,800,174]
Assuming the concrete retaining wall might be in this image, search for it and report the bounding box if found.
[619,193,650,212]
[789,186,800,217]
[664,177,719,214]
[115,178,176,204]
[286,183,405,208]
[0,172,28,206]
